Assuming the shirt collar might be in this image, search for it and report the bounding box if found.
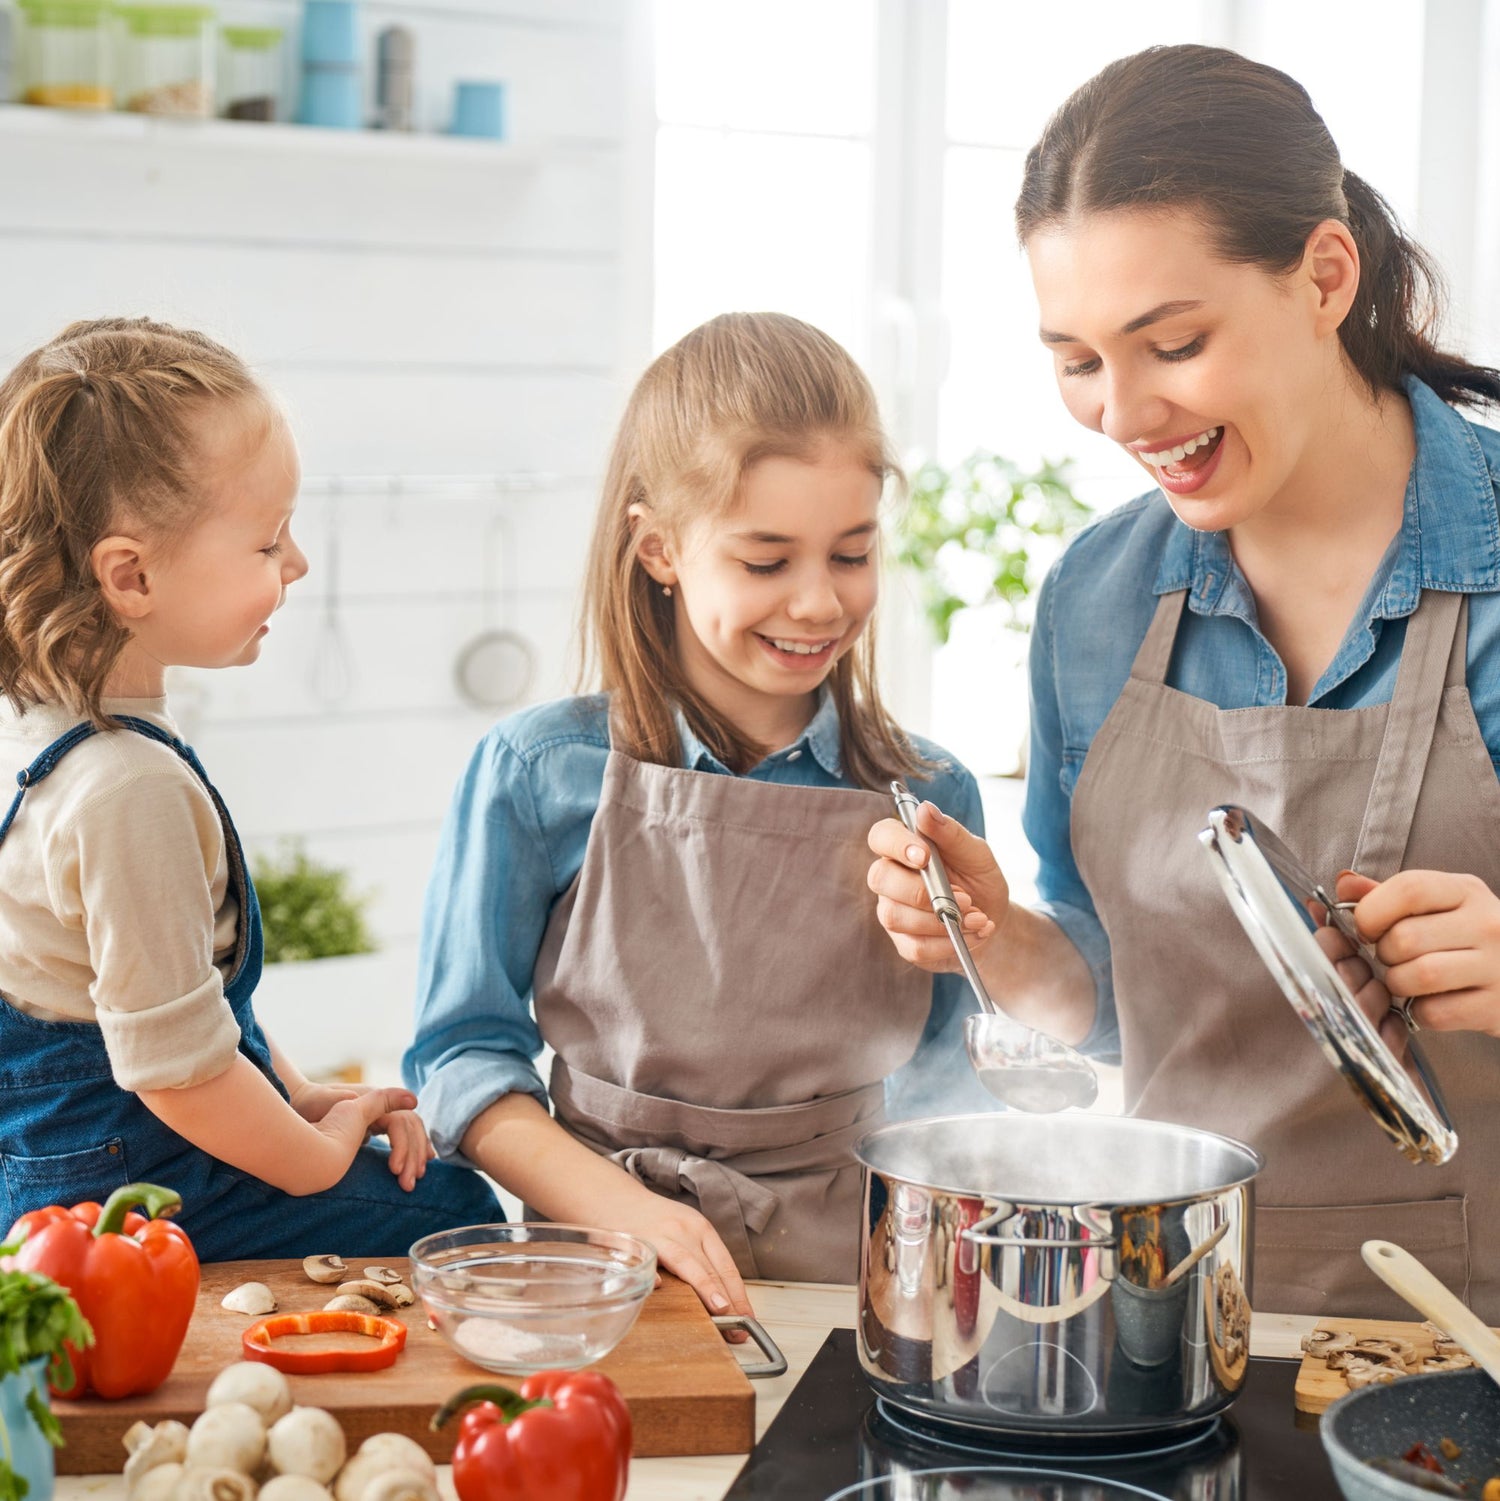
[1152,376,1500,617]
[673,686,844,778]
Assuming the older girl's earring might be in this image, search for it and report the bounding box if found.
[662,584,673,598]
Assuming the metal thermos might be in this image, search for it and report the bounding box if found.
[375,25,415,130]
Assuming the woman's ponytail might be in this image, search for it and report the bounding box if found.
[1341,170,1500,409]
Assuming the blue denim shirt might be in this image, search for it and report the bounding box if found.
[404,689,991,1164]
[1025,378,1500,1063]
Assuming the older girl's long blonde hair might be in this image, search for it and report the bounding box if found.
[580,311,927,789]
[0,317,268,728]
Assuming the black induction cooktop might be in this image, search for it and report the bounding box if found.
[723,1328,1339,1500]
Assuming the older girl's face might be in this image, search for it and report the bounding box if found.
[1026,207,1343,532]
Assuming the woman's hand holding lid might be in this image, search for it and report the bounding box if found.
[1339,868,1500,1038]
[866,800,1009,973]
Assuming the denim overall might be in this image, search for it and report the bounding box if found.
[0,716,500,1258]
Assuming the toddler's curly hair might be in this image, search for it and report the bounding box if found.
[0,317,267,726]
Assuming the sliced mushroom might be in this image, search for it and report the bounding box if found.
[384,1284,414,1309]
[1343,1357,1401,1389]
[268,1408,346,1486]
[361,1268,403,1286]
[334,1280,406,1310]
[189,1404,268,1475]
[1299,1329,1355,1360]
[302,1255,348,1285]
[222,1283,278,1316]
[176,1469,260,1501]
[206,1364,294,1428]
[1356,1336,1417,1369]
[1423,1353,1477,1372]
[323,1294,381,1314]
[1328,1343,1403,1371]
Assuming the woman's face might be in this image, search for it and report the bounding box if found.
[1026,207,1338,532]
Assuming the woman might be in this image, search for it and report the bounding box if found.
[867,45,1500,1319]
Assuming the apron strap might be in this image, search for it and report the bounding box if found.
[1351,590,1466,879]
[1129,591,1188,686]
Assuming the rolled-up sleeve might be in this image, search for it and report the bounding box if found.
[69,772,242,1091]
[1023,567,1120,1062]
[404,731,556,1165]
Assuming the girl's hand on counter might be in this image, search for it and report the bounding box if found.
[867,801,1009,971]
[1340,868,1500,1036]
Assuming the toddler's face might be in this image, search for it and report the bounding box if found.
[140,400,308,672]
[665,439,881,741]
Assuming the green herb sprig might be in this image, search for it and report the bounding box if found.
[0,1256,92,1501]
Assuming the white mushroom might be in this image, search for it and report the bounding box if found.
[303,1256,348,1285]
[131,1464,184,1501]
[334,1280,405,1310]
[123,1422,190,1492]
[358,1471,438,1501]
[258,1477,335,1501]
[349,1436,435,1483]
[323,1295,381,1315]
[268,1408,347,1486]
[222,1283,278,1316]
[207,1364,294,1428]
[189,1404,268,1475]
[361,1268,403,1286]
[175,1468,259,1501]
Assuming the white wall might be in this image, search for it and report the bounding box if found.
[0,0,647,1072]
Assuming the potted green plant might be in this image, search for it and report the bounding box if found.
[894,451,1091,776]
[0,1259,91,1501]
[250,842,381,1078]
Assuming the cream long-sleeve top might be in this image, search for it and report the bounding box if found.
[0,696,243,1091]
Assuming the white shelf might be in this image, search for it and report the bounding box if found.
[0,102,558,162]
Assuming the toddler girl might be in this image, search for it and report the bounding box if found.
[0,318,499,1257]
[405,312,991,1318]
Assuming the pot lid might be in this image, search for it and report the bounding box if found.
[1198,804,1457,1166]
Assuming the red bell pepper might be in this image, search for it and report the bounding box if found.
[243,1311,407,1374]
[6,1182,198,1399]
[432,1372,632,1501]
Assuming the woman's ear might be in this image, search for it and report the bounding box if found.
[1302,218,1361,336]
[91,536,153,621]
[627,502,678,588]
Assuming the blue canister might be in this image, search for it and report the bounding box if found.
[451,79,505,139]
[0,1360,54,1501]
[297,0,360,128]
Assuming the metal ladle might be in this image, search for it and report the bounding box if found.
[891,782,1098,1113]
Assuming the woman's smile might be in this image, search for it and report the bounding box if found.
[1131,425,1227,495]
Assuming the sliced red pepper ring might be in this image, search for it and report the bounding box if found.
[242,1311,407,1374]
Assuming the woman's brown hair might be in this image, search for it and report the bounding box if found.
[1015,44,1500,409]
[0,317,269,727]
[579,311,929,789]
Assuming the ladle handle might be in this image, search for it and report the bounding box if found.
[1361,1239,1500,1385]
[891,781,961,922]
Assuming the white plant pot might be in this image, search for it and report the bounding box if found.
[252,950,400,1079]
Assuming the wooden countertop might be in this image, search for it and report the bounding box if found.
[53,1284,1320,1501]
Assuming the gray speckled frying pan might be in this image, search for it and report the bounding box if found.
[1323,1368,1500,1499]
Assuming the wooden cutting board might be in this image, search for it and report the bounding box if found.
[53,1258,754,1473]
[1293,1315,1495,1414]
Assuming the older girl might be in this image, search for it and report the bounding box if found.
[405,312,988,1317]
[0,318,500,1255]
[869,46,1500,1318]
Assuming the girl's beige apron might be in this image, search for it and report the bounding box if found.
[1072,586,1500,1318]
[531,744,931,1282]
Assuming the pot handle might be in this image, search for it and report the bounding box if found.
[960,1207,1119,1252]
[961,1207,1119,1325]
[713,1314,789,1378]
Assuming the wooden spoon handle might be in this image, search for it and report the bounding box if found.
[1361,1239,1500,1384]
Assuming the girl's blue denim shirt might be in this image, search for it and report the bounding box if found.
[403,689,992,1165]
[1026,377,1500,1062]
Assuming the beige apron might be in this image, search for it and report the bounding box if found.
[1072,586,1500,1318]
[531,742,931,1282]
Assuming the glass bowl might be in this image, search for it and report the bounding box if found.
[409,1223,656,1373]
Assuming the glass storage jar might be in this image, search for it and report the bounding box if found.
[14,0,113,110]
[116,4,214,117]
[219,25,283,121]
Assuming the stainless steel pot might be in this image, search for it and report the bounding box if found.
[856,1113,1262,1437]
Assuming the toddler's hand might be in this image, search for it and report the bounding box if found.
[313,1087,419,1167]
[287,1078,362,1124]
[369,1108,435,1192]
